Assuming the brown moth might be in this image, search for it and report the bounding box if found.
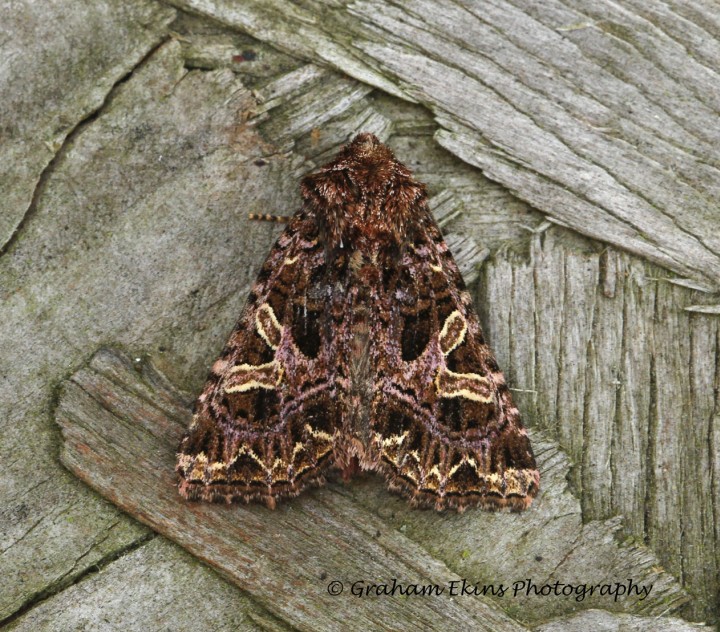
[176,133,539,512]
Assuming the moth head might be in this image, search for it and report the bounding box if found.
[345,132,395,166]
[300,133,427,251]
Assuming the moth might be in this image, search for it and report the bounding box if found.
[176,133,539,512]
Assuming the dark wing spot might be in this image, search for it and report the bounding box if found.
[439,397,465,433]
[401,307,431,361]
[251,388,280,423]
[291,304,322,358]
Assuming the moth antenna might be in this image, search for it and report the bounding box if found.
[248,213,291,223]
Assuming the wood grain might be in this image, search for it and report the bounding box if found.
[54,349,695,630]
[165,0,720,289]
[56,350,527,632]
[2,6,718,626]
[478,229,720,623]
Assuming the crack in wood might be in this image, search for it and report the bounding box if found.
[0,36,172,260]
[0,533,155,629]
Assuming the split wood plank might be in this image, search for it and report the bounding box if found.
[56,349,529,632]
[165,0,720,289]
[55,349,694,629]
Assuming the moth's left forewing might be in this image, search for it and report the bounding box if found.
[371,214,540,512]
[176,212,344,507]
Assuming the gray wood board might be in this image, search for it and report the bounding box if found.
[55,348,692,630]
[165,0,720,289]
[533,609,709,632]
[477,229,720,624]
[3,538,292,632]
[0,0,175,251]
[0,39,276,622]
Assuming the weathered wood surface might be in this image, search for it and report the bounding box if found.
[1,3,718,629]
[166,0,720,290]
[478,232,720,624]
[4,538,293,632]
[0,0,175,251]
[0,35,270,624]
[53,348,694,631]
[534,609,709,632]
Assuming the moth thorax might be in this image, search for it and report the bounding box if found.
[347,248,389,286]
[327,181,425,256]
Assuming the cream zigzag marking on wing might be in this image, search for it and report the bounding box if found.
[304,423,333,443]
[303,423,334,459]
[229,360,276,373]
[444,369,491,383]
[182,450,236,480]
[446,455,478,479]
[438,310,467,355]
[435,368,493,403]
[439,387,493,404]
[224,361,283,393]
[256,303,283,350]
[403,470,418,482]
[182,446,267,471]
[229,445,266,470]
[424,465,443,484]
[225,379,274,393]
[381,431,408,447]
